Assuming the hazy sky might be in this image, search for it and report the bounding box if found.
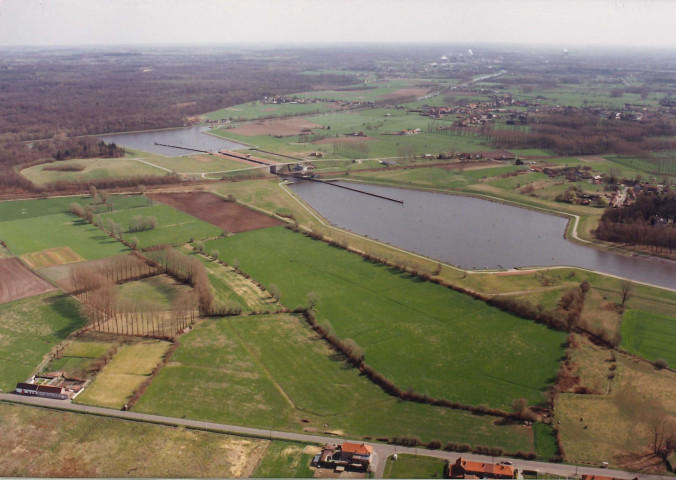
[0,0,674,48]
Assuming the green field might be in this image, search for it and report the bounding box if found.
[204,227,566,411]
[99,204,221,248]
[0,196,93,222]
[0,293,88,392]
[134,152,254,174]
[0,403,268,477]
[117,275,192,309]
[384,454,447,479]
[252,442,315,478]
[210,104,491,160]
[532,423,559,460]
[20,157,164,185]
[621,309,676,367]
[0,213,129,258]
[76,340,171,409]
[136,314,533,450]
[184,250,277,313]
[204,101,336,122]
[43,335,117,378]
[0,194,149,223]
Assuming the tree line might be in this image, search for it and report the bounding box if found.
[67,254,196,338]
[595,192,676,253]
[484,111,676,156]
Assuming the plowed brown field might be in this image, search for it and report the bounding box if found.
[149,192,284,233]
[0,257,57,304]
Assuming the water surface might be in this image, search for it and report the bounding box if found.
[289,180,676,290]
[100,126,244,156]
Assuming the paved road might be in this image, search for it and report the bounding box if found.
[0,393,668,480]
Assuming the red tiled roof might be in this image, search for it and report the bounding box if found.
[341,442,373,455]
[582,475,616,480]
[456,458,514,477]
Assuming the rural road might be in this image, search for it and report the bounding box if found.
[0,393,669,480]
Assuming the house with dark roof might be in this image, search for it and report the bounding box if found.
[15,382,69,400]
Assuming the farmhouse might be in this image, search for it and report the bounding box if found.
[316,442,374,471]
[581,475,627,480]
[447,457,516,479]
[15,374,87,400]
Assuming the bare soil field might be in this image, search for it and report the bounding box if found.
[313,136,376,145]
[0,257,57,304]
[229,118,322,137]
[149,192,284,233]
[21,246,84,269]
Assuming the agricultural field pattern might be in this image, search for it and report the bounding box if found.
[1,42,676,480]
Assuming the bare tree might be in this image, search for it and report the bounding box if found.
[269,284,281,302]
[649,414,676,460]
[306,291,320,311]
[620,280,634,307]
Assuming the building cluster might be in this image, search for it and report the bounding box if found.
[15,373,87,400]
[411,95,530,126]
[312,442,374,472]
[262,95,375,109]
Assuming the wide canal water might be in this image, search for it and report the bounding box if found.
[100,126,244,156]
[289,180,676,290]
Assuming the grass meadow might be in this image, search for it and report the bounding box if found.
[557,338,676,467]
[117,275,192,309]
[20,157,163,185]
[135,314,533,451]
[0,403,268,477]
[99,204,221,248]
[0,293,87,392]
[621,309,676,367]
[383,454,447,479]
[183,249,278,313]
[75,340,171,409]
[203,101,335,122]
[44,335,117,378]
[204,227,566,410]
[252,442,315,478]
[0,213,129,258]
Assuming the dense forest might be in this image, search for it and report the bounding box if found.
[0,46,360,194]
[486,112,676,156]
[595,192,676,252]
[0,49,356,140]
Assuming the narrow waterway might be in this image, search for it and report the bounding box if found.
[100,126,245,156]
[289,180,676,290]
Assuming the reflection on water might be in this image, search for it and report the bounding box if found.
[100,126,245,156]
[289,180,676,290]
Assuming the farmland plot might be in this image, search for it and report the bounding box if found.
[0,257,56,304]
[205,227,566,410]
